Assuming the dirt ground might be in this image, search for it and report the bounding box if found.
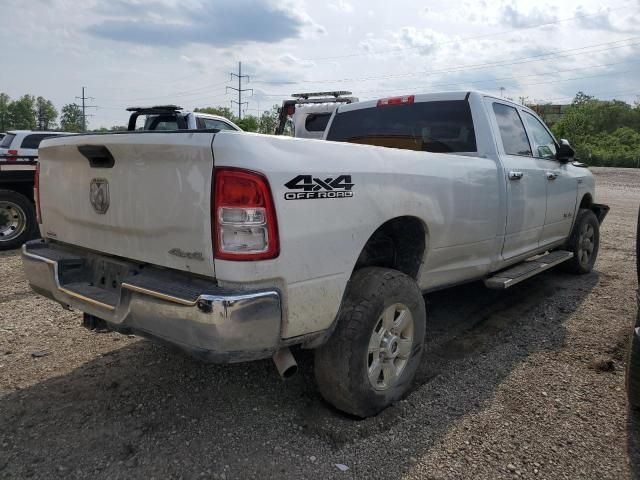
[1,166,639,480]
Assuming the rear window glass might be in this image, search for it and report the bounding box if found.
[326,100,477,153]
[139,114,181,130]
[20,134,58,150]
[305,113,332,132]
[1,134,15,148]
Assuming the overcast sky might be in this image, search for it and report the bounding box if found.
[1,0,639,128]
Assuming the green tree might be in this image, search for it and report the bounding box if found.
[552,92,640,167]
[0,93,10,132]
[235,115,259,132]
[35,96,58,131]
[8,95,37,130]
[60,103,84,132]
[258,105,279,134]
[194,106,236,121]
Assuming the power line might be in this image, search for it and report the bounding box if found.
[75,87,97,132]
[266,58,640,99]
[300,3,637,62]
[106,80,230,103]
[226,62,253,119]
[253,36,640,87]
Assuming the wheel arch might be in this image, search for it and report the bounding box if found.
[351,215,429,280]
[579,192,593,209]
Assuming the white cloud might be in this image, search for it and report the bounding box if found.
[329,0,354,13]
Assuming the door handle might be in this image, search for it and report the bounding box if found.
[546,171,558,180]
[508,171,524,180]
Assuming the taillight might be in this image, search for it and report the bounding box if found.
[213,167,279,261]
[7,149,18,161]
[286,104,296,116]
[377,95,415,107]
[34,162,42,224]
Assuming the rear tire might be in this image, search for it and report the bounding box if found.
[627,308,640,410]
[314,267,426,417]
[0,189,37,251]
[561,208,600,274]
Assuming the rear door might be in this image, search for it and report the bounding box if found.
[488,100,547,260]
[521,111,578,246]
[37,132,217,277]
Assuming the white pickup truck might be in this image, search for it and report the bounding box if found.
[23,91,608,417]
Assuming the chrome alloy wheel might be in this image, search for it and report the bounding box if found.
[577,222,595,267]
[367,303,414,391]
[0,201,27,243]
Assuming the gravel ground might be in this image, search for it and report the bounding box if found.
[0,166,639,480]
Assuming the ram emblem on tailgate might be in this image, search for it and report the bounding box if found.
[89,178,110,214]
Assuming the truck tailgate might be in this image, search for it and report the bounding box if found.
[38,132,216,277]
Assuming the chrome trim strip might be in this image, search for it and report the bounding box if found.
[58,286,116,311]
[121,282,197,306]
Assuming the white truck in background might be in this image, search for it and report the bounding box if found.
[274,91,358,138]
[23,91,608,417]
[0,130,73,250]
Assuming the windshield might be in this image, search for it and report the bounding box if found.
[326,100,477,153]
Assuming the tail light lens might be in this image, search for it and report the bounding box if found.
[213,168,279,261]
[34,162,42,224]
[7,149,18,161]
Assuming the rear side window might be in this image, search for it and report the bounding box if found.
[326,100,477,153]
[201,118,236,130]
[305,113,332,132]
[492,103,532,156]
[20,134,58,149]
[1,133,15,148]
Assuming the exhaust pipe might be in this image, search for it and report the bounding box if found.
[273,348,298,379]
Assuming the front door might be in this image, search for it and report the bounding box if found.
[521,111,578,246]
[490,101,547,260]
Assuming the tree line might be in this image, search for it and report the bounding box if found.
[0,92,87,132]
[550,92,640,168]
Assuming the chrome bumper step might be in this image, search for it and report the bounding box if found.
[484,250,573,289]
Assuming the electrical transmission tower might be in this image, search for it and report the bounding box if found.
[227,62,253,119]
[75,87,97,132]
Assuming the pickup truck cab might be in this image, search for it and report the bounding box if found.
[126,105,241,132]
[23,91,608,417]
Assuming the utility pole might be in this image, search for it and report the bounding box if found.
[227,62,253,120]
[75,87,97,132]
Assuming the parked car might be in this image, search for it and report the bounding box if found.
[627,206,640,409]
[126,105,242,131]
[0,130,73,250]
[22,91,608,417]
[275,91,358,138]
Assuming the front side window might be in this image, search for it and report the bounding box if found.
[492,103,532,156]
[327,100,477,153]
[523,111,557,159]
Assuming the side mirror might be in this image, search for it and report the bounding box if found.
[556,138,575,162]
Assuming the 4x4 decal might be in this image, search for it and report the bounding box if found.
[284,175,354,200]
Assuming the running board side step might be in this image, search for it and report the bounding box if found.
[484,250,573,289]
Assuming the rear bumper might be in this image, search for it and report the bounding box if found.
[21,240,282,362]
